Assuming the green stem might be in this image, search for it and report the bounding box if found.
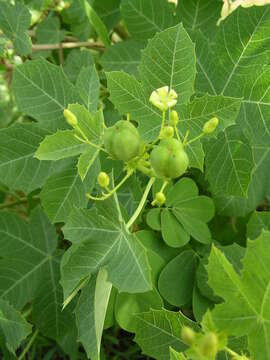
[87,170,134,201]
[18,329,39,360]
[160,110,166,133]
[224,346,242,358]
[73,134,108,154]
[126,177,156,230]
[186,132,205,146]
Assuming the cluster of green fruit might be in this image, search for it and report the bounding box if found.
[64,86,218,207]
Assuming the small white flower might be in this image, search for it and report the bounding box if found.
[149,86,178,111]
[168,0,178,7]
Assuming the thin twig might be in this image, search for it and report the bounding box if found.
[6,42,105,52]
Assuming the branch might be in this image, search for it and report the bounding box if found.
[6,41,105,52]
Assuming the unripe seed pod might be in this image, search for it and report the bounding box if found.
[150,138,189,179]
[162,126,174,138]
[203,117,219,134]
[64,109,78,127]
[181,326,195,345]
[97,172,110,188]
[104,120,141,162]
[200,332,218,357]
[169,110,179,126]
[155,192,166,206]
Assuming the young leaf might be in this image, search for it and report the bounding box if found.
[139,23,196,104]
[35,130,87,161]
[133,309,198,360]
[207,231,270,360]
[170,348,187,360]
[12,59,80,125]
[75,269,112,360]
[0,2,32,56]
[61,195,152,301]
[158,250,198,307]
[121,0,178,41]
[0,299,32,354]
[148,178,214,246]
[76,65,100,113]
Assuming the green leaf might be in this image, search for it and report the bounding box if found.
[176,94,241,170]
[139,23,196,105]
[93,0,121,31]
[247,211,270,240]
[100,40,144,76]
[40,164,93,223]
[0,299,32,354]
[64,49,94,83]
[32,252,75,341]
[176,0,221,38]
[34,16,64,58]
[61,195,152,300]
[107,71,162,141]
[196,6,270,97]
[0,123,68,193]
[149,178,214,246]
[81,0,110,47]
[158,250,198,307]
[12,59,80,125]
[76,65,100,113]
[204,126,255,197]
[75,269,112,360]
[35,130,87,161]
[115,289,163,332]
[192,285,213,322]
[207,231,270,360]
[67,104,104,144]
[0,207,57,310]
[0,2,32,56]
[170,348,187,360]
[77,146,100,181]
[121,0,178,41]
[133,309,197,360]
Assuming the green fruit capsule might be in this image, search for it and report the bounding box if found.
[64,109,78,127]
[203,117,219,134]
[150,138,189,179]
[161,126,174,138]
[155,192,166,206]
[97,172,110,188]
[104,120,141,162]
[181,326,195,345]
[169,110,179,126]
[200,332,218,357]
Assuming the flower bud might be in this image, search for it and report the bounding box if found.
[97,172,110,188]
[162,126,174,138]
[181,326,195,345]
[64,109,78,127]
[200,332,218,357]
[155,192,166,206]
[169,110,179,126]
[203,117,219,134]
